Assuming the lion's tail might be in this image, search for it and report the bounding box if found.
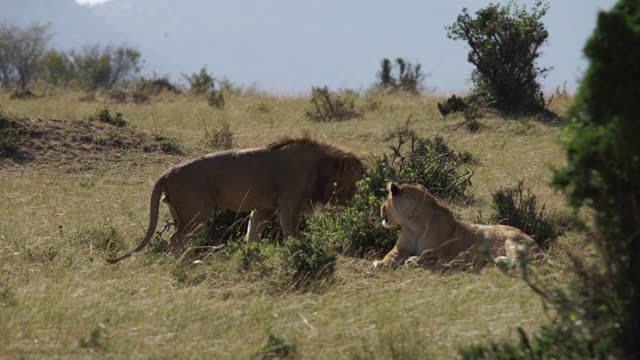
[107,177,165,264]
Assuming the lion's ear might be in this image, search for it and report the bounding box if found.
[387,182,401,196]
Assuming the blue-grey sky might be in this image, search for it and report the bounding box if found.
[4,0,618,94]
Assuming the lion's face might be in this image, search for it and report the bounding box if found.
[381,182,431,228]
[333,157,366,203]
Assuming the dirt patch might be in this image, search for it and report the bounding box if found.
[0,114,183,171]
[9,89,37,100]
[109,90,150,104]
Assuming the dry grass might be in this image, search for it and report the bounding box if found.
[0,89,578,359]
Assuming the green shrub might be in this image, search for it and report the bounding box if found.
[0,113,24,158]
[183,66,215,94]
[305,86,360,122]
[437,94,467,116]
[447,1,550,114]
[280,235,336,289]
[228,240,282,276]
[305,180,397,258]
[78,324,107,350]
[376,58,425,94]
[464,118,481,132]
[0,23,50,89]
[256,334,298,359]
[207,89,225,109]
[153,133,183,155]
[70,45,142,90]
[41,49,75,86]
[170,263,206,287]
[490,181,569,248]
[376,124,474,200]
[135,76,181,95]
[90,107,127,127]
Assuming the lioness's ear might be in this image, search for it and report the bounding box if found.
[387,182,401,196]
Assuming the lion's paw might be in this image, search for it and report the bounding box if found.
[404,256,421,269]
[372,260,389,269]
[494,256,518,272]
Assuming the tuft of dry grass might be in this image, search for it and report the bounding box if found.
[0,89,579,358]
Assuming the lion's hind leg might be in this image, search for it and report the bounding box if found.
[165,198,210,259]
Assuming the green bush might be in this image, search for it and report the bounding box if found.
[70,45,142,90]
[447,1,550,114]
[376,124,474,200]
[153,133,183,155]
[280,235,336,289]
[0,23,51,89]
[437,94,467,116]
[228,240,281,275]
[207,89,225,109]
[256,334,298,359]
[78,324,107,350]
[135,76,181,95]
[491,181,569,248]
[305,86,360,122]
[305,180,397,258]
[0,114,24,158]
[183,66,215,94]
[170,263,206,287]
[376,57,425,94]
[90,107,127,127]
[41,49,75,87]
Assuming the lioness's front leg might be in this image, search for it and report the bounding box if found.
[373,246,407,268]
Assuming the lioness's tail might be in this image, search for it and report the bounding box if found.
[107,178,165,264]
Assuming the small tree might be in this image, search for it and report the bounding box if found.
[376,57,425,93]
[182,66,215,94]
[71,44,142,89]
[41,49,75,86]
[447,1,550,113]
[0,25,16,88]
[0,23,51,89]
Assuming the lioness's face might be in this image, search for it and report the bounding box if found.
[381,182,429,228]
[380,182,407,228]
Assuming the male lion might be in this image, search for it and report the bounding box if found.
[373,182,541,270]
[108,136,365,263]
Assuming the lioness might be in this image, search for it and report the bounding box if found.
[108,136,365,263]
[373,182,541,269]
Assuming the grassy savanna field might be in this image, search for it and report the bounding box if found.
[0,90,581,358]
